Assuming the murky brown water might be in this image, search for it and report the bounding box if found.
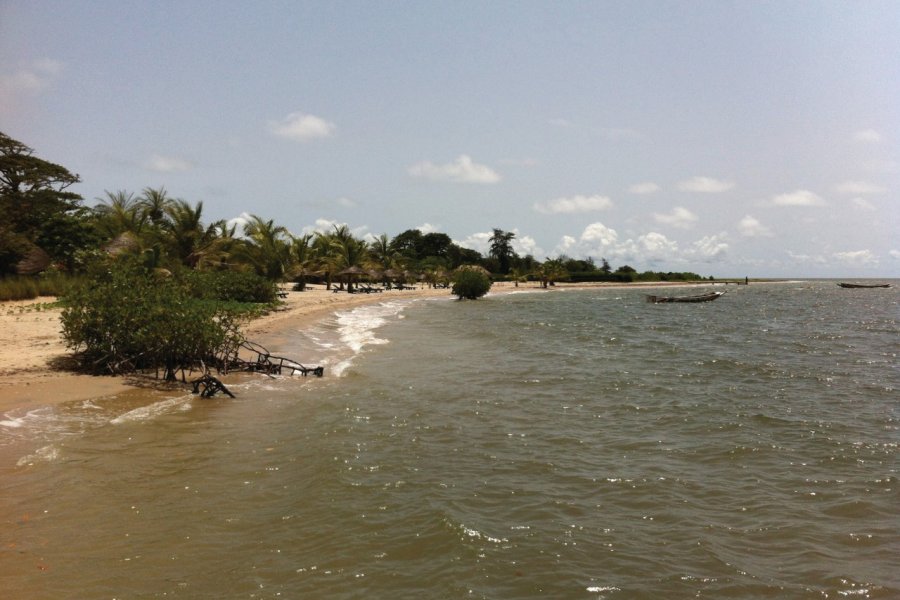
[2,282,897,598]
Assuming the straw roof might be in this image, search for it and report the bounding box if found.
[15,246,51,275]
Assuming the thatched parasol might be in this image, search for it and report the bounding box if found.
[15,246,51,275]
[338,265,367,291]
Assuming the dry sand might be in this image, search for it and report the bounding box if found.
[0,280,712,416]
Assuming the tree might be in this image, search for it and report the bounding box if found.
[163,199,230,269]
[238,215,292,280]
[61,260,244,381]
[488,228,516,274]
[452,266,492,300]
[0,131,86,274]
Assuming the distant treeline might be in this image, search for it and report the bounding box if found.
[1,130,712,301]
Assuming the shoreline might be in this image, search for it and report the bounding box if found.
[0,279,736,417]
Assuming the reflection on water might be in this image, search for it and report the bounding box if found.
[1,282,897,598]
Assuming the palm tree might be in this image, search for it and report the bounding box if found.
[162,199,231,269]
[238,215,292,280]
[369,233,399,271]
[489,228,516,274]
[138,186,174,228]
[94,190,145,240]
[289,233,316,290]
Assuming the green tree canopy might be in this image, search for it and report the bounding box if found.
[0,131,88,274]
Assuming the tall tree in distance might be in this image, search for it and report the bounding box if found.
[489,228,516,274]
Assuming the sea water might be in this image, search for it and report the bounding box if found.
[1,281,897,599]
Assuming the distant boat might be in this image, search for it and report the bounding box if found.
[646,291,726,303]
[837,282,892,289]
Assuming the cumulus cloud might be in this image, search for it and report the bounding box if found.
[0,58,63,116]
[455,229,543,257]
[513,233,543,258]
[627,182,660,195]
[455,231,492,254]
[0,58,62,93]
[770,190,826,207]
[853,129,882,143]
[833,249,877,266]
[269,111,335,141]
[334,197,357,208]
[653,206,698,229]
[689,233,729,261]
[890,249,900,260]
[737,215,773,237]
[835,180,887,195]
[417,223,439,234]
[143,154,193,173]
[677,176,735,193]
[850,197,876,211]
[534,194,613,214]
[408,155,501,184]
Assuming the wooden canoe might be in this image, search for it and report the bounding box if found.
[646,291,726,303]
[837,282,892,289]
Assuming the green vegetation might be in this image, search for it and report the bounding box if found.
[60,261,249,380]
[452,267,492,300]
[2,131,718,375]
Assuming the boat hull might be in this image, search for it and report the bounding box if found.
[646,291,725,303]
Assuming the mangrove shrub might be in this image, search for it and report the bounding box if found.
[452,268,492,300]
[61,262,244,380]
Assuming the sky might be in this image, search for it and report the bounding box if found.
[1,0,897,278]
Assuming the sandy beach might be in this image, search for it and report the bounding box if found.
[0,280,717,417]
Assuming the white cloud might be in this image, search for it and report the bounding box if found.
[613,232,680,265]
[833,249,877,266]
[534,194,613,214]
[455,231,492,255]
[580,222,620,247]
[770,189,826,207]
[513,233,543,258]
[0,59,63,116]
[835,180,887,195]
[269,111,335,141]
[890,250,900,260]
[455,229,543,258]
[0,58,62,93]
[653,206,698,229]
[143,153,193,173]
[677,176,735,193]
[689,233,729,261]
[549,118,571,128]
[853,129,882,143]
[408,155,501,184]
[737,215,773,237]
[335,197,357,208]
[627,182,660,195]
[850,197,876,211]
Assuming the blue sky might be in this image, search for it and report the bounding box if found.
[1,1,897,277]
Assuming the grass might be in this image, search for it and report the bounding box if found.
[0,273,83,302]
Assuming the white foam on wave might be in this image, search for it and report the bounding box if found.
[16,444,60,467]
[110,395,191,425]
[329,301,410,376]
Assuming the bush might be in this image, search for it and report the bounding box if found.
[452,268,492,300]
[61,262,244,380]
[183,270,277,303]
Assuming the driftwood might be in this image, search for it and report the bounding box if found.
[225,341,325,377]
[191,373,235,398]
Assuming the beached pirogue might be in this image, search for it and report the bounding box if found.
[646,291,726,303]
[837,282,892,289]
